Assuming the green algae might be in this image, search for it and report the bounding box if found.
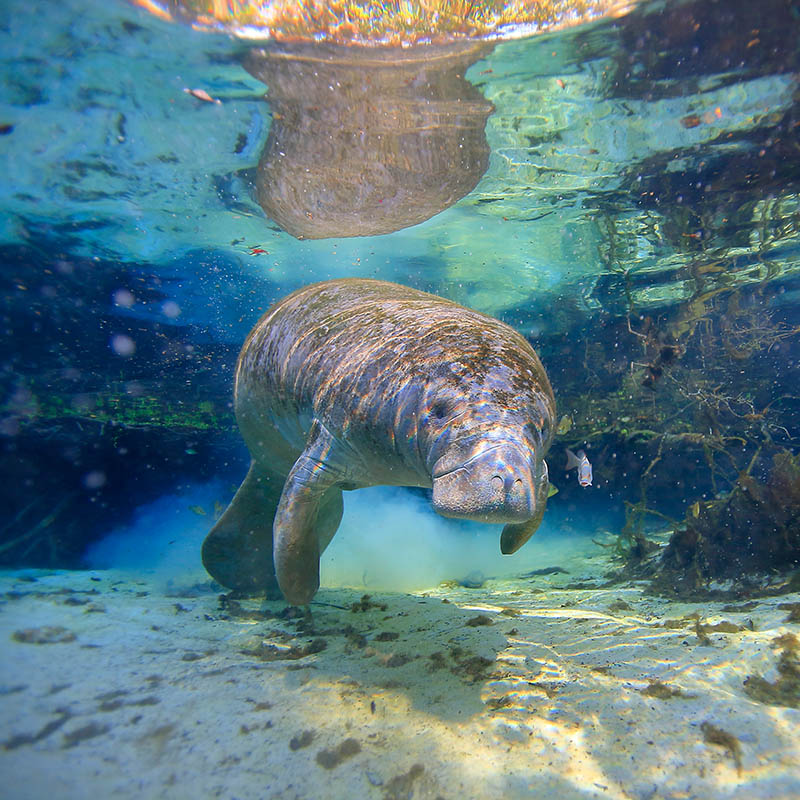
[4,381,234,433]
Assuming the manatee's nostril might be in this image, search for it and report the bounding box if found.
[514,478,523,489]
[491,475,503,491]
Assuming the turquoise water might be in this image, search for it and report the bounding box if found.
[1,1,799,797]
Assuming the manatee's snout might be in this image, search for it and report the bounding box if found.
[432,445,537,523]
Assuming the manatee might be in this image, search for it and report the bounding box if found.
[202,278,556,605]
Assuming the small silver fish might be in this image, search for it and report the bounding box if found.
[565,448,592,487]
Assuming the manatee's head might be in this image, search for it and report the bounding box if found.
[419,349,555,554]
[431,439,548,525]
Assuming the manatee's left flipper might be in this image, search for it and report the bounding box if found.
[273,421,348,605]
[500,505,546,555]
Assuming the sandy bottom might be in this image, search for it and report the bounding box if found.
[2,537,799,800]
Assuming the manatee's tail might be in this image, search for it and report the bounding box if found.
[202,463,283,597]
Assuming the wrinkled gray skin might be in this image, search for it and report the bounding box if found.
[202,279,555,605]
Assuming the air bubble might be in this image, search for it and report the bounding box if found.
[111,334,136,357]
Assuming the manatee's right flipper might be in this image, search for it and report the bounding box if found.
[273,421,349,605]
[201,463,283,596]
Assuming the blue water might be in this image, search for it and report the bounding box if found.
[1,1,800,797]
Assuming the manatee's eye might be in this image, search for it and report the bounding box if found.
[431,399,452,419]
[525,420,546,446]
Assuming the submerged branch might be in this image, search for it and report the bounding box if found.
[0,495,75,556]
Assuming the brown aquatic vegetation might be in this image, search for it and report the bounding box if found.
[12,625,76,644]
[743,633,800,709]
[289,730,315,750]
[315,737,361,768]
[350,594,388,613]
[655,450,800,595]
[240,637,328,661]
[562,265,800,595]
[641,680,691,700]
[700,722,742,774]
[465,614,493,627]
[382,764,424,800]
